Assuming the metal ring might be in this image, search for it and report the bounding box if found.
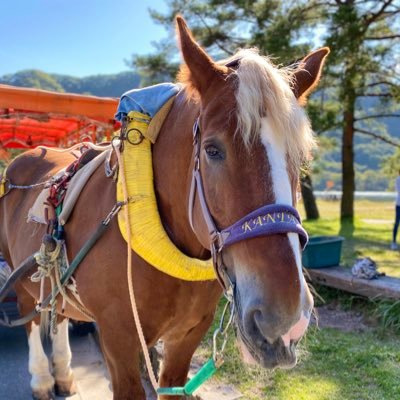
[126,128,144,145]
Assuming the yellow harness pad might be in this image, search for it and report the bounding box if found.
[117,111,215,281]
[0,176,5,197]
[0,165,8,197]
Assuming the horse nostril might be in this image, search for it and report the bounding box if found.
[254,309,285,344]
[244,304,306,346]
[244,307,279,345]
[253,310,274,344]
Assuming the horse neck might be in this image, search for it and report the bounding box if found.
[152,92,210,260]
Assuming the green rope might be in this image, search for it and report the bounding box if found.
[157,294,234,395]
[157,358,218,396]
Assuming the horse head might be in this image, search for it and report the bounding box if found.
[176,16,329,369]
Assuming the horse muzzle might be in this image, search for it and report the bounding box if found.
[237,329,298,369]
[234,287,312,369]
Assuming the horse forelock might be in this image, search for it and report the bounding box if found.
[177,46,315,180]
[227,49,316,176]
[223,50,315,290]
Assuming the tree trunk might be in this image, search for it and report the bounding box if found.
[341,85,356,221]
[300,174,319,220]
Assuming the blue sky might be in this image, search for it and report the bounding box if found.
[0,0,170,77]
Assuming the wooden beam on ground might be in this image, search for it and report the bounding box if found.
[306,266,400,300]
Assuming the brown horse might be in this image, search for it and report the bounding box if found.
[0,17,328,400]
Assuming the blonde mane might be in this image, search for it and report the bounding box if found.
[228,48,315,174]
[178,48,316,174]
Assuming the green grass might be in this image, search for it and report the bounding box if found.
[267,327,400,400]
[199,301,400,400]
[197,199,400,400]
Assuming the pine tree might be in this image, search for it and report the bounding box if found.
[132,0,400,221]
[324,0,400,221]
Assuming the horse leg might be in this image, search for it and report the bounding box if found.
[51,317,77,396]
[15,284,55,400]
[98,317,146,400]
[158,314,215,400]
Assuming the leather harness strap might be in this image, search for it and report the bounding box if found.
[0,201,123,328]
[188,119,220,240]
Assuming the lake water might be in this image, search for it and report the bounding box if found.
[314,191,396,201]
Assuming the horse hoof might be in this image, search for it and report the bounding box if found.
[31,389,55,400]
[55,379,77,397]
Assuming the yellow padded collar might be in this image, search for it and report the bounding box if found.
[117,111,215,281]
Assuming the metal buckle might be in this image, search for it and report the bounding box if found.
[194,156,200,171]
[103,201,124,225]
[192,117,200,143]
[211,231,225,252]
[120,116,128,138]
[223,273,235,302]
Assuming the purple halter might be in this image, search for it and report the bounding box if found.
[188,118,308,290]
[220,203,308,249]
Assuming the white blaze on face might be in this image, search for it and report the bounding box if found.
[259,117,303,286]
[260,117,311,346]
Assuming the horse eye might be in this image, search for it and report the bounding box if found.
[205,145,224,160]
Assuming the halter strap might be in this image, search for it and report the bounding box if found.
[188,120,219,239]
[221,204,308,249]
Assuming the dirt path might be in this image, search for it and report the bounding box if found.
[312,304,371,332]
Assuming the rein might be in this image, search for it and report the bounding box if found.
[188,117,308,293]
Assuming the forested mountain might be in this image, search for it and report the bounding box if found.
[313,100,399,191]
[314,126,398,191]
[0,69,141,97]
[1,69,398,191]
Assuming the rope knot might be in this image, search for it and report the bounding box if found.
[31,238,64,334]
[31,240,63,282]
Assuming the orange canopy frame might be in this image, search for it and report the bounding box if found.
[0,84,119,149]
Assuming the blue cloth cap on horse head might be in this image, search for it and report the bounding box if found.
[115,83,181,121]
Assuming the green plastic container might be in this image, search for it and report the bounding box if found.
[302,236,344,269]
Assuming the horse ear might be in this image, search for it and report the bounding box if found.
[292,47,330,105]
[176,16,227,97]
